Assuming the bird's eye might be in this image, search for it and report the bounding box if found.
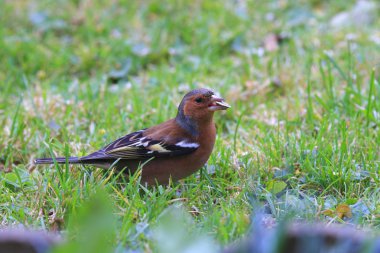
[195,97,203,103]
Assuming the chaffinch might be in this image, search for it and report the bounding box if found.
[35,88,230,185]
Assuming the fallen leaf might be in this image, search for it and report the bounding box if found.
[132,43,150,57]
[266,180,287,194]
[351,200,371,216]
[321,209,335,217]
[107,59,132,84]
[336,204,353,219]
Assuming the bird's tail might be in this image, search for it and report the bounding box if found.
[34,157,81,165]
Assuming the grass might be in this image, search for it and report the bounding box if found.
[0,0,379,251]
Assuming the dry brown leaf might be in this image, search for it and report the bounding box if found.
[336,204,353,219]
[321,209,335,217]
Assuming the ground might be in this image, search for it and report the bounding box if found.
[0,0,379,252]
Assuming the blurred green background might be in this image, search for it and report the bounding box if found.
[0,0,379,252]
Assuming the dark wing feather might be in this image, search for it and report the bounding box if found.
[81,129,199,161]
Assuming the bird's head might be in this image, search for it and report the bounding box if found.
[176,88,230,135]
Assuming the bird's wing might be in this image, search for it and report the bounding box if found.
[94,129,199,159]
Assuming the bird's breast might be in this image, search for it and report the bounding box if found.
[140,123,217,185]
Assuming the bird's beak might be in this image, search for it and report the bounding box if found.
[208,94,231,111]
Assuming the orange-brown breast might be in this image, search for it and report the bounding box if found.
[138,119,216,185]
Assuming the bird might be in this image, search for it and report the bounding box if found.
[34,88,230,185]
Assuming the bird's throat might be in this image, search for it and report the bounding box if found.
[175,114,199,137]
